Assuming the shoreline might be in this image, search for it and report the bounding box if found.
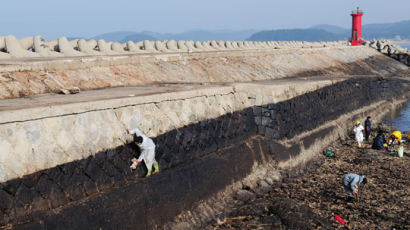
[206,122,409,229]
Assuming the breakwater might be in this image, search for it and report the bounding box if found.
[0,44,407,100]
[365,40,410,66]
[0,42,409,229]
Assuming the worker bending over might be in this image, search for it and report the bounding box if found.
[127,128,159,178]
[342,173,367,202]
[353,120,364,148]
[388,130,402,145]
[372,132,387,151]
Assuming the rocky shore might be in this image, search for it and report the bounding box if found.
[205,125,409,230]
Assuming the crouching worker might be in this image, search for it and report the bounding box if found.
[388,130,402,146]
[342,173,367,202]
[127,128,159,178]
[372,132,387,151]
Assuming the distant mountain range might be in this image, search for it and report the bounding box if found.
[249,20,410,41]
[91,31,156,42]
[87,20,409,43]
[90,30,256,43]
[248,29,341,42]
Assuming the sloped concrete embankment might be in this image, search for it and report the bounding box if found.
[0,46,407,100]
[0,77,408,229]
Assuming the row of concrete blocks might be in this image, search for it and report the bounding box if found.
[0,35,349,59]
[364,40,409,66]
[364,40,408,55]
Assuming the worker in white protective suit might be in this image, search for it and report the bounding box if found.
[127,128,159,177]
[353,120,364,148]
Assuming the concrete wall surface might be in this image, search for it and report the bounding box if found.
[0,77,408,229]
[0,78,341,183]
[0,46,407,100]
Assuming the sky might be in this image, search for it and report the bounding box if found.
[1,0,409,40]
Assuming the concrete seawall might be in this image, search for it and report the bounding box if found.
[0,78,341,183]
[0,46,407,100]
[0,76,409,229]
[0,43,409,229]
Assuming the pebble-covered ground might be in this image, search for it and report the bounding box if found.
[206,128,409,230]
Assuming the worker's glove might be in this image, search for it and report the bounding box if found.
[353,188,358,194]
[130,158,140,170]
[131,158,139,164]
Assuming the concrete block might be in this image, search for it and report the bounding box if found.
[201,41,214,50]
[33,36,62,57]
[45,40,58,51]
[57,37,84,56]
[5,35,40,58]
[225,41,234,49]
[111,42,125,53]
[177,40,188,51]
[243,42,252,49]
[231,41,239,49]
[78,39,100,55]
[237,41,246,49]
[194,41,205,50]
[19,37,34,50]
[87,39,97,50]
[69,39,79,49]
[166,40,179,51]
[126,41,139,52]
[185,40,199,52]
[143,40,157,52]
[154,40,167,52]
[97,39,116,54]
[210,40,221,50]
[217,41,226,49]
[0,36,5,50]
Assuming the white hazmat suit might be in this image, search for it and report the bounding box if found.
[353,124,364,147]
[128,128,159,177]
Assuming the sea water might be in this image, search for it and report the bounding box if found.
[383,101,410,132]
[398,43,410,50]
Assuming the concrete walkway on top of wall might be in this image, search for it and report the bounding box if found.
[0,75,351,125]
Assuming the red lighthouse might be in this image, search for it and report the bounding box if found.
[350,7,364,46]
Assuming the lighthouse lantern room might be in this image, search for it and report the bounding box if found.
[351,7,364,46]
